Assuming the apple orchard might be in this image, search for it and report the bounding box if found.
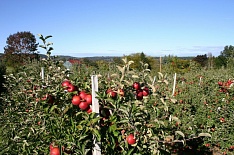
[1,35,234,155]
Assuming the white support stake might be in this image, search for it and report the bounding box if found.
[199,76,202,85]
[91,75,101,155]
[172,73,177,97]
[41,67,44,81]
[152,76,156,85]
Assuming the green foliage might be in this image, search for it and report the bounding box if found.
[215,45,234,69]
[162,56,191,74]
[80,58,98,69]
[0,61,6,94]
[38,34,53,59]
[1,35,234,155]
[126,52,156,71]
[0,61,6,114]
[113,57,124,65]
[221,45,234,58]
[214,55,227,68]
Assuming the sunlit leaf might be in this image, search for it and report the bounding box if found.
[77,125,83,130]
[198,133,212,138]
[175,131,185,138]
[132,75,139,78]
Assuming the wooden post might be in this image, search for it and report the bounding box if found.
[172,73,177,97]
[91,75,101,155]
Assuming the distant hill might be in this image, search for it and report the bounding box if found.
[0,53,195,61]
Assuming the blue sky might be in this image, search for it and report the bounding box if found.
[0,0,234,57]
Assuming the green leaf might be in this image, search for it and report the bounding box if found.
[37,34,42,37]
[116,65,124,73]
[39,45,46,49]
[170,116,181,123]
[163,80,169,85]
[175,131,185,138]
[132,75,139,78]
[174,140,185,145]
[198,133,212,138]
[38,34,45,42]
[63,106,70,114]
[47,51,51,56]
[158,72,163,78]
[134,122,141,126]
[113,131,119,137]
[77,125,83,130]
[45,35,52,40]
[127,148,135,155]
[122,57,127,64]
[48,47,54,52]
[111,73,118,77]
[170,98,177,103]
[46,42,53,46]
[128,60,134,66]
[109,123,117,132]
[92,129,101,141]
[118,119,129,124]
[50,105,57,113]
[135,113,142,116]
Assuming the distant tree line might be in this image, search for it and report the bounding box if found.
[1,31,234,74]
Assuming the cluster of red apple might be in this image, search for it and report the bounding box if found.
[218,79,233,93]
[62,80,92,113]
[132,82,150,100]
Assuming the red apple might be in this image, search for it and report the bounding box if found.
[136,89,143,100]
[142,87,149,96]
[126,134,136,145]
[50,146,60,155]
[62,80,71,89]
[133,82,141,90]
[106,89,117,99]
[218,81,223,86]
[79,91,87,99]
[85,94,92,105]
[79,101,89,110]
[86,106,92,114]
[67,84,78,92]
[72,95,81,106]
